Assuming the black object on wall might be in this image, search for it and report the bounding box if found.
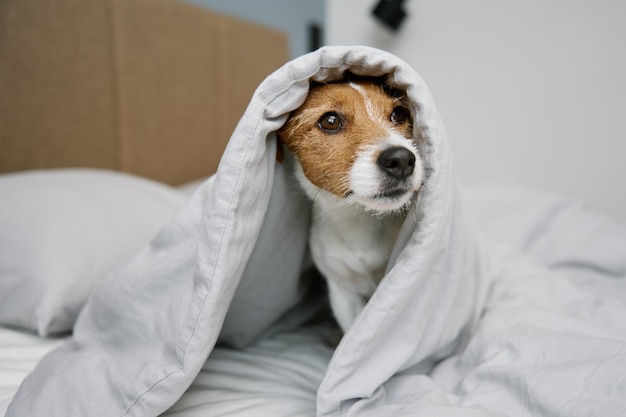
[372,0,407,31]
[308,22,323,52]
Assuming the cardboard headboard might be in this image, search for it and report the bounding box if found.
[0,0,288,185]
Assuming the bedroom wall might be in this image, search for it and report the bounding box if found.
[326,0,626,223]
[183,0,325,58]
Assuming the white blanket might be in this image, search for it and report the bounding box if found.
[7,46,626,417]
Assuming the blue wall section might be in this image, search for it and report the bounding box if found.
[183,0,325,59]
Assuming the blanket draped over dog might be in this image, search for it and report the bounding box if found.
[8,46,626,417]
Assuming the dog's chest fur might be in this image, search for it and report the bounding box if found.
[308,198,404,298]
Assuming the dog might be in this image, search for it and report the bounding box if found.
[278,77,424,332]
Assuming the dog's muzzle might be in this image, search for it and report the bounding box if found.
[377,146,416,179]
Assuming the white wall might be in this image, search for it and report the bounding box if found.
[327,0,626,222]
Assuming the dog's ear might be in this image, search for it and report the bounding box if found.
[275,133,285,164]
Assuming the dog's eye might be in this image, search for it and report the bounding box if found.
[318,112,343,132]
[390,106,411,125]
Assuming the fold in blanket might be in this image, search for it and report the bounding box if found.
[10,46,626,417]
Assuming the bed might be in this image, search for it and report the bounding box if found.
[2,171,625,417]
[2,1,626,417]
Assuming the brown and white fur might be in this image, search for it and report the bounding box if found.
[278,78,424,332]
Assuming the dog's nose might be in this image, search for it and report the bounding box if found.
[377,147,415,179]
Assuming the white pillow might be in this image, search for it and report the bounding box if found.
[0,169,188,336]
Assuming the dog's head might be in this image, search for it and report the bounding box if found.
[278,78,423,214]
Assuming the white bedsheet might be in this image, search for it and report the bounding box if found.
[0,326,61,416]
[165,323,334,417]
[0,321,334,417]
